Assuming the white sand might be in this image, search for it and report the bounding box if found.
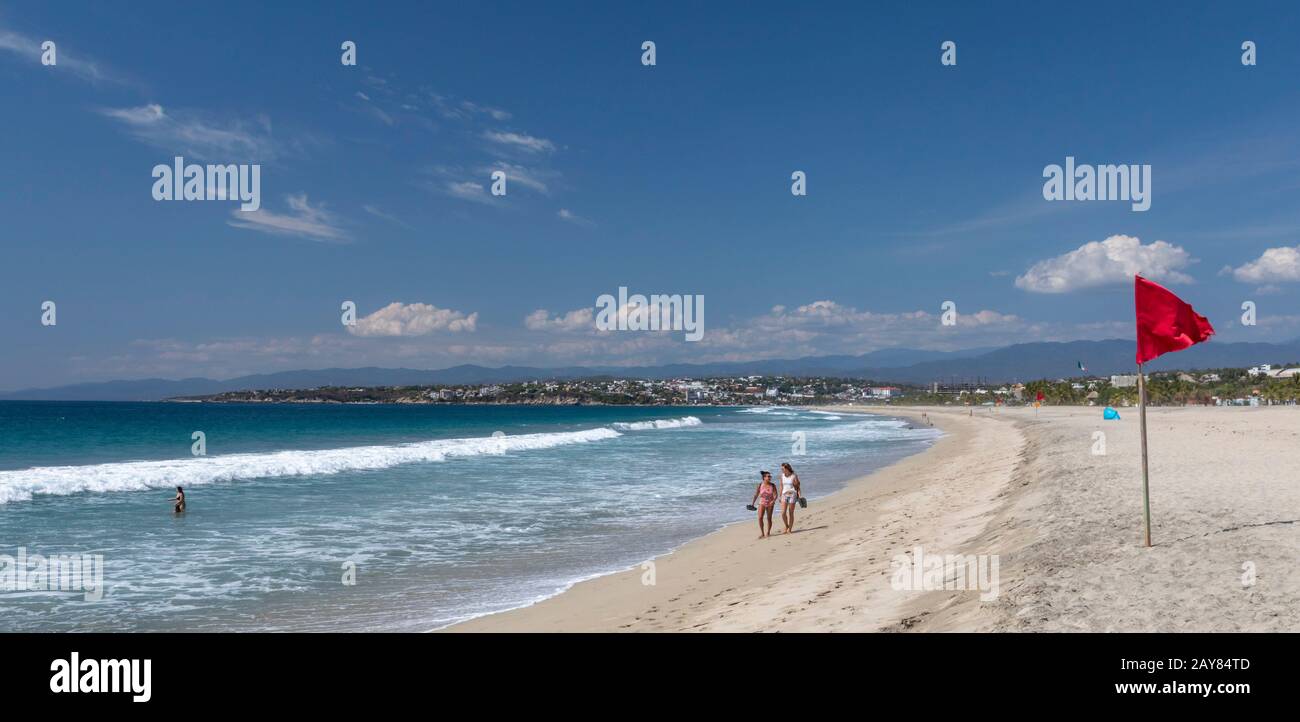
[447,405,1300,632]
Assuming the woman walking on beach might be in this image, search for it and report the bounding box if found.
[751,471,777,538]
[779,463,802,534]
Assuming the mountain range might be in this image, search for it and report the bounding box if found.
[4,339,1298,401]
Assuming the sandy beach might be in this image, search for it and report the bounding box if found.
[449,404,1300,632]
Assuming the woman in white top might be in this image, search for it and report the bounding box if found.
[778,462,802,534]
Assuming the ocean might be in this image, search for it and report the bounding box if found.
[0,401,939,631]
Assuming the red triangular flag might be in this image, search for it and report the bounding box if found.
[1134,275,1215,365]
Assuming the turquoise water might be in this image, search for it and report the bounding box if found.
[0,402,938,631]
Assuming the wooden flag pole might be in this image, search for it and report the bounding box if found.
[1137,363,1151,547]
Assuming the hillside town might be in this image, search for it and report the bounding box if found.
[178,362,1300,407]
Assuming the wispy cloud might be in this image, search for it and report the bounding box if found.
[482,162,553,195]
[362,204,412,228]
[556,208,594,226]
[352,74,563,210]
[352,91,395,126]
[420,166,501,205]
[0,25,130,85]
[483,129,556,154]
[425,90,511,121]
[227,193,348,243]
[446,180,496,204]
[99,103,277,160]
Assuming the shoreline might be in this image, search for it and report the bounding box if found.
[446,403,1300,632]
[431,407,939,632]
[445,405,1021,632]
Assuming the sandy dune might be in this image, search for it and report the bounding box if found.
[447,405,1300,632]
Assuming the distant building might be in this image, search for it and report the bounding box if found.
[1111,375,1138,388]
[1248,364,1273,377]
[869,386,900,399]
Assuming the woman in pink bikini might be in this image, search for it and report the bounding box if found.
[750,470,777,538]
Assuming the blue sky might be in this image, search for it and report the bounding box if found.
[4,1,1300,389]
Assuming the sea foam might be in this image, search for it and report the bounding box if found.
[0,427,622,505]
[610,416,702,431]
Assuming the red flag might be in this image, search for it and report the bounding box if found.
[1035,390,1044,402]
[1134,275,1215,365]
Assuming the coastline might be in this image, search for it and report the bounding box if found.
[444,405,1022,632]
[446,404,1300,632]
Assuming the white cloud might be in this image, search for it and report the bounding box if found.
[419,166,503,205]
[1015,234,1194,293]
[348,302,478,337]
[1227,245,1300,284]
[556,208,593,226]
[483,163,552,194]
[525,308,594,332]
[461,100,511,121]
[483,130,556,154]
[425,91,512,122]
[72,296,1138,383]
[99,103,276,160]
[362,204,411,228]
[350,91,395,127]
[517,297,1118,364]
[228,193,348,243]
[0,26,127,84]
[444,180,495,204]
[677,301,1122,363]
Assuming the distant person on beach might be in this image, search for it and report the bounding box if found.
[171,486,185,514]
[750,471,777,538]
[779,463,802,534]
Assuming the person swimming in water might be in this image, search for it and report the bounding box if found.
[171,486,185,513]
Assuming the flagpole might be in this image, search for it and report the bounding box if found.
[1137,363,1151,547]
